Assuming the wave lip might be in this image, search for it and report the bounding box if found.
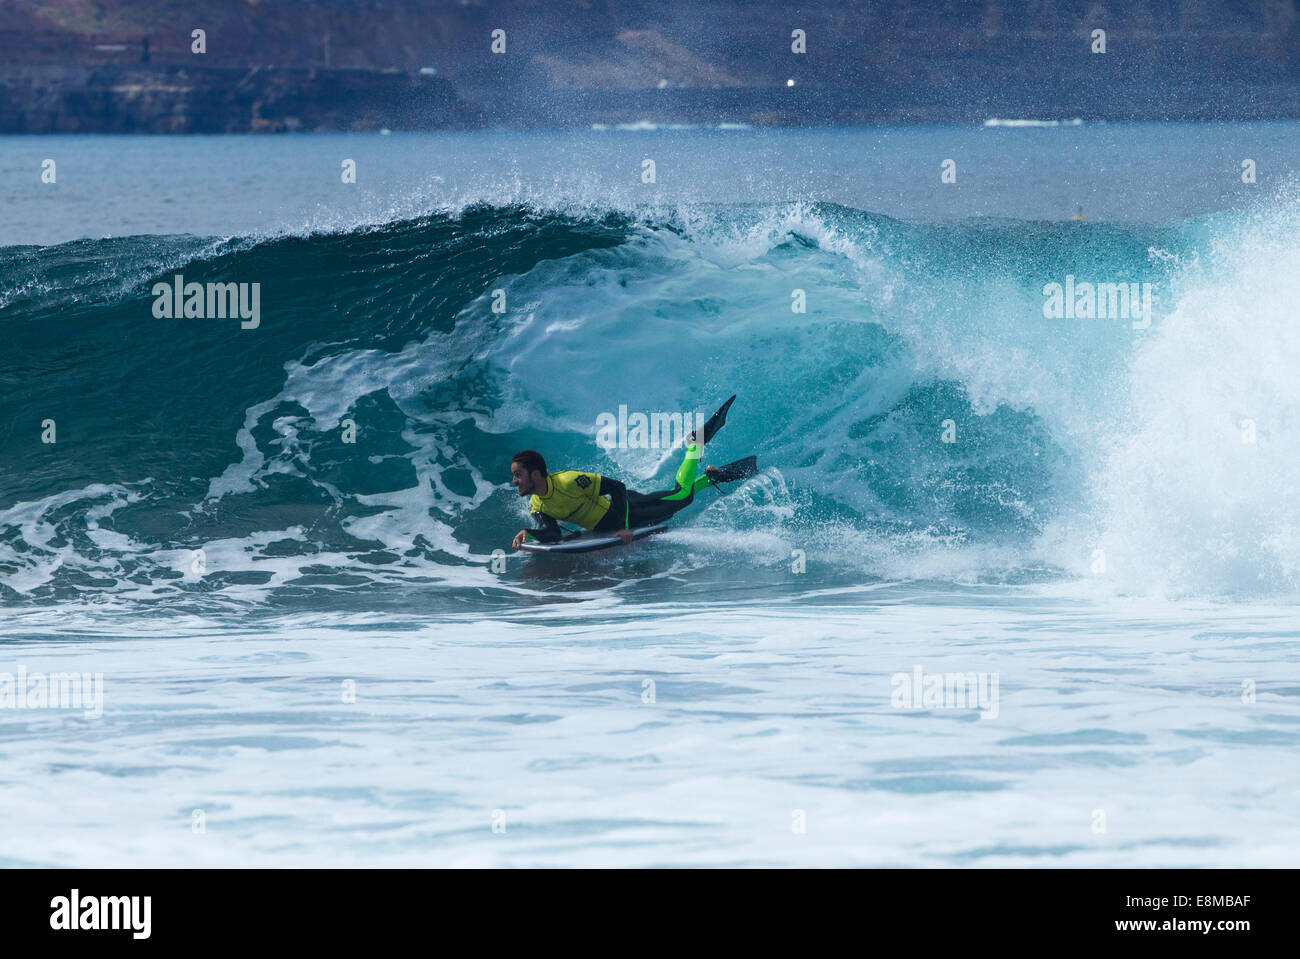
[1092,202,1300,597]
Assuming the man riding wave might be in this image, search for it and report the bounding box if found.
[510,396,758,549]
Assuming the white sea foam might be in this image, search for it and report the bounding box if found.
[3,594,1296,866]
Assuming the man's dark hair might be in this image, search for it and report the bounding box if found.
[512,450,547,476]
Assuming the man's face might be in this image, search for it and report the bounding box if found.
[510,461,542,497]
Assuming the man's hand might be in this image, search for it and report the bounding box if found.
[616,529,635,545]
[511,529,531,550]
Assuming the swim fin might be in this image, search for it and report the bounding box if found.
[689,395,737,445]
[705,455,758,483]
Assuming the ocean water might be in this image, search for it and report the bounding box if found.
[2,124,1299,866]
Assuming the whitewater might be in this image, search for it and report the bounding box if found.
[2,125,1298,866]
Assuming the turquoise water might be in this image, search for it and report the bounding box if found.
[2,124,1299,865]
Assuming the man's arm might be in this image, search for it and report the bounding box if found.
[527,511,563,544]
[600,477,628,528]
[512,511,561,549]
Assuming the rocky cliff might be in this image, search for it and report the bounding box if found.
[3,0,1299,131]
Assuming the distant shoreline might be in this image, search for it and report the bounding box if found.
[5,64,1300,134]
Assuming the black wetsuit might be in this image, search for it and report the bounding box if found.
[529,450,712,543]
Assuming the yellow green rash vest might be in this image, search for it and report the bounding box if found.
[525,445,731,543]
[528,471,612,530]
[521,396,751,544]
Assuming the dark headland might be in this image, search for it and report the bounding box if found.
[4,0,1300,133]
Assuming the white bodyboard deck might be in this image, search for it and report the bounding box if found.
[516,522,670,554]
